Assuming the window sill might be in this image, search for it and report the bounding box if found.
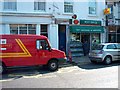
[88,14,98,17]
[62,13,73,16]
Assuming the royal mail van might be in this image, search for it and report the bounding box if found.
[0,34,66,74]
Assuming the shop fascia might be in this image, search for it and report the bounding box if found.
[70,19,104,33]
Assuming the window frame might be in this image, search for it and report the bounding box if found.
[3,0,17,11]
[41,24,48,37]
[106,44,117,49]
[88,0,97,16]
[34,0,46,12]
[36,39,49,50]
[64,1,73,13]
[10,24,36,35]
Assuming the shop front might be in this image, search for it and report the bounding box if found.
[107,25,120,43]
[69,20,104,57]
[70,25,104,50]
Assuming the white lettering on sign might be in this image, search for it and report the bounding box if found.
[0,39,7,44]
[1,48,6,50]
[0,39,7,50]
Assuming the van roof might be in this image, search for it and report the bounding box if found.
[0,34,48,39]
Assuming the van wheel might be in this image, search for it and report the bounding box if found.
[104,56,112,65]
[0,63,6,74]
[48,60,58,71]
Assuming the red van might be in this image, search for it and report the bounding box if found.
[0,34,66,73]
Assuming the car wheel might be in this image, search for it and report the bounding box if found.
[0,63,6,74]
[104,56,112,65]
[48,60,58,71]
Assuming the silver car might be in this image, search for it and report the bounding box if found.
[89,43,120,64]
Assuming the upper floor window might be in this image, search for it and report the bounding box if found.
[4,0,17,11]
[64,0,73,13]
[34,0,46,12]
[88,0,96,15]
[107,4,113,19]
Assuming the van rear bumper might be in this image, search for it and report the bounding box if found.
[58,58,67,64]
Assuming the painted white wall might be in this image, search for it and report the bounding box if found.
[36,24,41,35]
[2,16,52,24]
[48,24,58,49]
[0,24,3,34]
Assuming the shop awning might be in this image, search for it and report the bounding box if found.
[70,26,104,33]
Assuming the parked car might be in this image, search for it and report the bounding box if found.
[89,43,120,64]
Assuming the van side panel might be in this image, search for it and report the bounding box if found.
[1,36,37,67]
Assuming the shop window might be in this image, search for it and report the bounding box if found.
[117,34,120,43]
[10,24,18,34]
[4,0,17,11]
[88,0,97,15]
[108,26,116,33]
[108,26,120,43]
[108,33,116,43]
[10,24,36,34]
[28,24,36,34]
[91,33,100,44]
[19,24,27,34]
[64,1,73,13]
[117,27,120,33]
[70,33,80,41]
[41,25,48,37]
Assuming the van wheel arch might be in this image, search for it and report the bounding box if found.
[104,55,112,65]
[47,58,58,71]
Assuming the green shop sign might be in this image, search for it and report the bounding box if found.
[70,26,104,33]
[80,20,101,25]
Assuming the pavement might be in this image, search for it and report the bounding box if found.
[65,55,91,65]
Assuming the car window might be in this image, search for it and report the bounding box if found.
[92,45,104,50]
[116,44,120,49]
[107,44,116,49]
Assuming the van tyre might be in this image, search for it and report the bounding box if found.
[0,63,6,74]
[104,56,112,65]
[48,60,58,71]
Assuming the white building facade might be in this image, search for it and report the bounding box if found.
[0,0,106,54]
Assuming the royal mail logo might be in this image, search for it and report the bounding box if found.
[0,39,32,58]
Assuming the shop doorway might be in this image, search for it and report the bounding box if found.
[58,25,66,53]
[81,34,90,43]
[81,34,90,55]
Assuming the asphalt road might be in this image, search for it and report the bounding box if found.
[0,61,119,88]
